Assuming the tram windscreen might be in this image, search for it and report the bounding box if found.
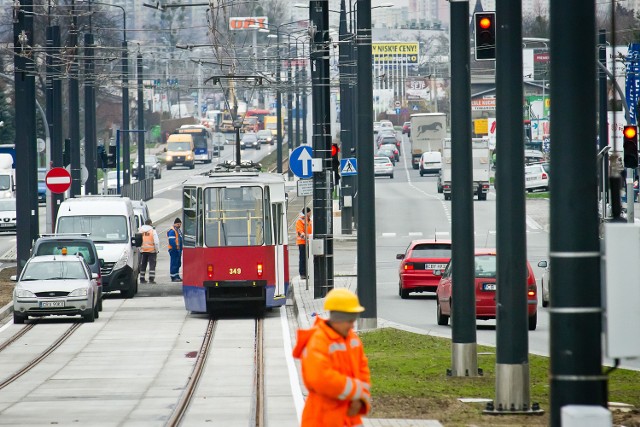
[204,186,264,246]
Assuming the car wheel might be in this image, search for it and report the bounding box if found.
[97,290,103,311]
[167,165,172,170]
[13,312,25,324]
[83,304,96,323]
[444,193,451,200]
[437,184,443,194]
[155,171,161,179]
[541,281,549,308]
[190,164,195,170]
[390,173,394,179]
[420,170,424,177]
[399,284,410,299]
[257,146,261,150]
[94,299,99,319]
[528,312,537,331]
[436,300,449,326]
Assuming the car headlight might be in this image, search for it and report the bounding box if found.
[69,288,88,297]
[113,249,129,271]
[166,155,173,161]
[15,288,35,298]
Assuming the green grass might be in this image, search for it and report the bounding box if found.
[526,191,549,199]
[358,328,640,425]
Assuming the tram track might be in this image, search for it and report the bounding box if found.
[0,323,36,353]
[0,323,81,390]
[165,317,266,427]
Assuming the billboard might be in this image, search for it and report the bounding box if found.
[372,42,419,64]
[229,17,268,30]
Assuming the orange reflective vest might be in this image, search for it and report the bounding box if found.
[296,215,312,245]
[292,317,371,427]
[141,230,156,253]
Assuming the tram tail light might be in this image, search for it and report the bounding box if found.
[207,264,214,279]
[257,263,263,277]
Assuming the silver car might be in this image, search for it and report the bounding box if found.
[13,254,100,324]
[0,198,16,232]
[374,156,394,179]
[537,260,550,307]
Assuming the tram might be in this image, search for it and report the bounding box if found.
[181,163,289,315]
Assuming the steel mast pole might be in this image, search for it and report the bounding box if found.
[549,1,606,425]
[449,0,478,377]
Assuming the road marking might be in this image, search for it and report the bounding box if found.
[381,232,397,237]
[526,216,543,230]
[408,232,423,236]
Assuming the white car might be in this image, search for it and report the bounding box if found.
[379,120,394,130]
[419,151,442,176]
[374,156,394,179]
[0,198,16,232]
[538,260,550,307]
[12,254,100,323]
[105,171,124,190]
[524,162,550,192]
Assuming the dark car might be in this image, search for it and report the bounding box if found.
[37,168,46,203]
[379,143,399,162]
[402,121,411,136]
[132,155,162,180]
[240,133,260,150]
[376,149,396,165]
[397,240,452,298]
[377,135,401,150]
[32,234,104,311]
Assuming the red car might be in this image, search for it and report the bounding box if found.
[402,121,411,136]
[396,240,452,298]
[435,249,538,330]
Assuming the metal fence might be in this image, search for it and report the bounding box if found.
[107,178,154,200]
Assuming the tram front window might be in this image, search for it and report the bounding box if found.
[204,186,264,247]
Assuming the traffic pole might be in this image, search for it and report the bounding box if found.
[84,32,97,194]
[137,53,146,181]
[339,0,353,235]
[448,0,478,377]
[549,1,606,425]
[356,0,377,329]
[69,3,81,198]
[491,0,537,413]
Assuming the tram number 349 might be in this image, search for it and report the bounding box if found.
[229,268,242,275]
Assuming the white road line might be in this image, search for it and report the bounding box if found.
[381,232,397,237]
[408,232,423,236]
[280,308,304,423]
[526,216,543,230]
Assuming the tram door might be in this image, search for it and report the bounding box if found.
[273,202,286,298]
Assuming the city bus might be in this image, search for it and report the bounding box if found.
[176,125,215,163]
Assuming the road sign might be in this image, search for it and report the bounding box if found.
[290,146,313,179]
[395,101,401,107]
[340,158,358,176]
[297,179,313,196]
[46,167,71,194]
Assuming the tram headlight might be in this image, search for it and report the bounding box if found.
[257,263,263,277]
[207,264,213,279]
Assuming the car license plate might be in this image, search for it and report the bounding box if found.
[0,223,12,227]
[40,301,65,308]
[526,176,536,181]
[482,283,496,291]
[426,263,445,270]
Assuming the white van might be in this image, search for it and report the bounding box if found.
[55,196,142,298]
[419,151,443,176]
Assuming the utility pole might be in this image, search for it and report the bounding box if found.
[339,0,353,235]
[122,25,130,185]
[549,1,606,425]
[46,25,64,223]
[492,0,537,413]
[276,28,283,173]
[137,53,146,180]
[356,0,377,328]
[69,2,81,197]
[449,0,478,377]
[598,30,609,215]
[14,0,38,271]
[310,0,334,298]
[84,32,97,194]
[287,35,294,179]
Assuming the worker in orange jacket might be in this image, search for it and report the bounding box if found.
[295,207,312,279]
[293,288,371,426]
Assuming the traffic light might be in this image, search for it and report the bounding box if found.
[96,145,107,169]
[106,145,117,169]
[623,125,638,169]
[474,12,496,61]
[331,143,340,188]
[63,138,71,167]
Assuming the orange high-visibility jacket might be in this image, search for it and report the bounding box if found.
[292,317,371,427]
[295,214,312,246]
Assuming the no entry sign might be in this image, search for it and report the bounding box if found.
[45,167,71,194]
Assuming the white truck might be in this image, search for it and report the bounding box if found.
[409,113,447,169]
[0,153,15,199]
[438,138,491,201]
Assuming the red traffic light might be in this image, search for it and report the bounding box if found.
[331,143,340,157]
[479,17,492,29]
[624,125,637,139]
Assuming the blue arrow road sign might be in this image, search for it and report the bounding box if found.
[340,158,358,176]
[290,146,313,179]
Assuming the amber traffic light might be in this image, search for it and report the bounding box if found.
[623,125,638,169]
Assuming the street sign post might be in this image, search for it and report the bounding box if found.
[290,146,313,179]
[46,167,71,194]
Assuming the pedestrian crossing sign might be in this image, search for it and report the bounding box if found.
[340,158,358,176]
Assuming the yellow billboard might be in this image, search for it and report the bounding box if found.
[372,42,419,64]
